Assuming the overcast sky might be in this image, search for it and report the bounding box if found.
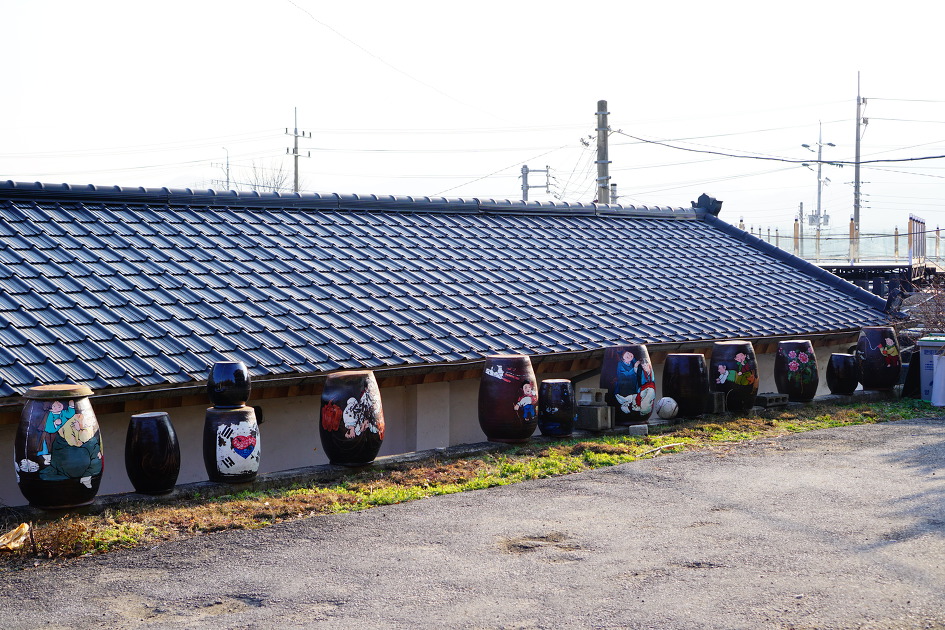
[3,0,945,238]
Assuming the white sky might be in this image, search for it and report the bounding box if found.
[3,0,945,237]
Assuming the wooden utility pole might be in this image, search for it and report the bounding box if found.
[596,100,611,204]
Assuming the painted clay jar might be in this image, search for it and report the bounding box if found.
[207,360,251,408]
[203,406,261,482]
[478,355,539,443]
[661,353,710,418]
[826,353,858,396]
[855,326,901,390]
[709,340,759,413]
[774,340,819,401]
[319,370,385,466]
[14,384,103,509]
[125,411,181,494]
[600,344,656,425]
[537,379,575,437]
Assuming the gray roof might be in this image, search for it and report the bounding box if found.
[0,181,888,398]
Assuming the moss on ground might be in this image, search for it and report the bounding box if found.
[0,398,938,565]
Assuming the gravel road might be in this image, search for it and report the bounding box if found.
[1,417,944,629]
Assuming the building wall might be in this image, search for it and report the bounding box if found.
[0,341,859,507]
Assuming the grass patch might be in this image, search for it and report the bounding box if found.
[0,398,938,565]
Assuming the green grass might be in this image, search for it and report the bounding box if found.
[0,398,939,564]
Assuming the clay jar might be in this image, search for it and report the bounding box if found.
[207,361,251,408]
[320,370,385,466]
[774,340,819,401]
[537,379,575,437]
[709,341,759,413]
[826,353,858,396]
[599,344,656,425]
[125,411,181,494]
[478,355,538,443]
[203,406,262,483]
[661,353,710,418]
[856,326,901,390]
[14,384,103,509]
[203,361,260,483]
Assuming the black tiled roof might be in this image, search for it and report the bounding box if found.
[0,181,889,398]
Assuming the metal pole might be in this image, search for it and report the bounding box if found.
[521,165,529,201]
[799,202,805,258]
[853,73,863,261]
[293,107,299,193]
[816,124,824,227]
[596,100,610,204]
[222,147,230,190]
[794,218,800,256]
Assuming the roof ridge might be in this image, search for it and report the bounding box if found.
[0,180,697,218]
[702,213,891,315]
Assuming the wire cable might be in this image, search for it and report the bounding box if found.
[614,130,945,165]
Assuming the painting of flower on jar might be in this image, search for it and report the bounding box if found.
[784,349,816,385]
[774,339,819,402]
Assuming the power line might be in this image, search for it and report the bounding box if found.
[614,130,945,166]
[433,145,571,197]
[283,0,503,121]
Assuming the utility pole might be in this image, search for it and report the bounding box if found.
[285,107,311,193]
[802,122,835,230]
[222,147,230,190]
[520,165,550,201]
[595,100,611,204]
[853,72,867,261]
[211,147,231,191]
[798,202,805,258]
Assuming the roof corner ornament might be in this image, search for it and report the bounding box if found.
[692,193,723,216]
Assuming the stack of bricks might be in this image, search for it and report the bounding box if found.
[575,387,613,431]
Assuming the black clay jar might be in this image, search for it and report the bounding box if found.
[537,379,575,437]
[709,341,760,413]
[207,361,251,408]
[15,384,103,509]
[826,353,858,396]
[478,355,539,443]
[599,344,656,425]
[319,370,385,466]
[662,353,710,418]
[125,411,180,494]
[774,340,819,401]
[855,326,900,391]
[203,405,261,483]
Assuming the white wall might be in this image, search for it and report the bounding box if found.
[0,341,860,507]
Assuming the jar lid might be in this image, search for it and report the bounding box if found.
[22,384,94,400]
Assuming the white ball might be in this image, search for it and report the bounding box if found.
[655,397,679,420]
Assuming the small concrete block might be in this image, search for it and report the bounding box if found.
[575,405,613,431]
[577,387,608,407]
[755,392,789,408]
[625,424,648,436]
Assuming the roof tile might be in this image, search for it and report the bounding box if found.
[0,183,891,397]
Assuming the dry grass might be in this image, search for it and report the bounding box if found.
[0,398,937,567]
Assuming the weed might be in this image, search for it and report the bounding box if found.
[0,398,938,563]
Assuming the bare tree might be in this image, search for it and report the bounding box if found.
[905,278,945,336]
[243,159,291,193]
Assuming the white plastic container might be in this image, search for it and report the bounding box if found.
[917,336,945,402]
